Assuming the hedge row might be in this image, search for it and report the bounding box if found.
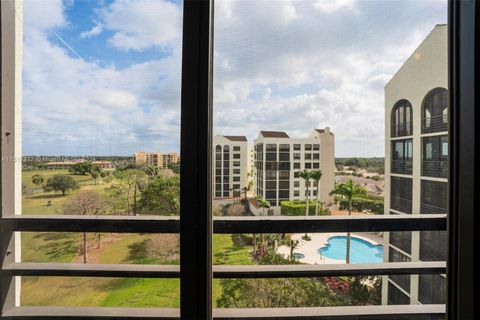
[338,197,384,215]
[280,200,330,216]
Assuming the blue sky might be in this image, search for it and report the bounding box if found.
[22,0,447,157]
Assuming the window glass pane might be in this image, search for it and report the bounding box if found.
[213,0,447,310]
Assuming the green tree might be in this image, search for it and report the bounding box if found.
[217,278,346,308]
[139,175,180,215]
[31,174,44,192]
[309,170,322,216]
[44,175,79,196]
[69,162,98,175]
[113,169,146,215]
[329,179,366,263]
[299,170,311,216]
[91,171,99,185]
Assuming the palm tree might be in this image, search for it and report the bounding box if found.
[31,174,44,193]
[310,170,322,215]
[329,179,366,263]
[299,170,311,216]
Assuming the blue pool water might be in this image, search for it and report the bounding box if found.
[292,252,305,259]
[318,236,383,263]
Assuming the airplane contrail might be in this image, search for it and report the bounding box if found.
[51,31,83,60]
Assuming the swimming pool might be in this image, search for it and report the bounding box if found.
[318,236,383,263]
[292,252,305,259]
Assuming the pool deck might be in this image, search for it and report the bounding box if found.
[277,232,384,264]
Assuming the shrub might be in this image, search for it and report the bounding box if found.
[280,200,330,216]
[338,197,384,215]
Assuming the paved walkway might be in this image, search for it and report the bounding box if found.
[277,232,383,265]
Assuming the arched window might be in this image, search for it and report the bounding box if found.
[422,88,448,133]
[391,100,413,137]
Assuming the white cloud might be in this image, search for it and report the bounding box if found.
[80,23,103,39]
[313,0,356,13]
[211,0,447,156]
[21,0,447,157]
[22,0,183,155]
[101,0,181,51]
[24,0,66,31]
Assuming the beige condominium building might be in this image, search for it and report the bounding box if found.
[253,128,335,215]
[213,135,249,198]
[162,152,180,168]
[134,152,179,168]
[382,24,448,305]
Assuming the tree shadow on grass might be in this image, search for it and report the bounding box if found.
[27,232,79,262]
[27,194,65,200]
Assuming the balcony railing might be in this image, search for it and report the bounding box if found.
[422,114,448,133]
[422,160,448,178]
[0,214,446,319]
[390,196,413,214]
[391,121,413,137]
[391,160,413,175]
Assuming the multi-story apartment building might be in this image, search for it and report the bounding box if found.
[133,151,163,167]
[134,152,180,168]
[253,129,335,215]
[213,135,249,198]
[383,24,447,305]
[162,152,180,168]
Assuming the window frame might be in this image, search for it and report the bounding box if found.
[1,0,479,319]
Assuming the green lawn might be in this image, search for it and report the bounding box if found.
[22,170,109,215]
[20,169,255,308]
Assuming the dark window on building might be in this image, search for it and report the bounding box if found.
[233,153,241,159]
[305,144,312,151]
[391,99,413,137]
[391,139,413,174]
[313,144,320,151]
[390,230,412,254]
[233,169,240,174]
[422,88,448,133]
[421,180,447,214]
[279,190,289,199]
[293,153,301,160]
[305,163,312,169]
[389,247,411,292]
[313,163,319,169]
[419,274,447,304]
[313,153,319,160]
[293,163,300,169]
[422,135,448,178]
[388,282,410,305]
[279,153,290,161]
[294,181,300,187]
[293,144,301,150]
[294,190,299,197]
[266,144,277,152]
[233,176,240,182]
[420,231,447,261]
[278,171,290,180]
[305,153,312,160]
[266,181,276,189]
[391,176,412,214]
[278,181,289,189]
[233,146,240,151]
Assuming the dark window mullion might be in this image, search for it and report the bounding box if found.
[180,0,214,319]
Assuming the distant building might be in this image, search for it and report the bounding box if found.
[162,153,180,168]
[134,152,179,168]
[42,159,113,170]
[383,24,447,305]
[253,128,335,215]
[213,135,249,199]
